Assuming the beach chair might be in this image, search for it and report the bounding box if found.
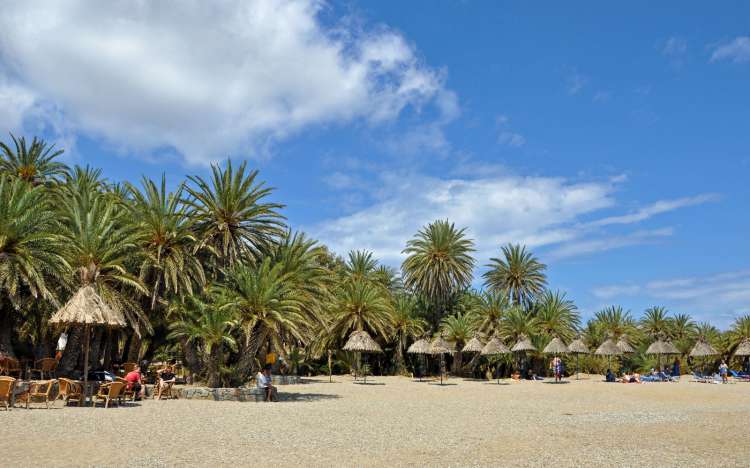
[0,376,16,410]
[729,370,750,381]
[116,377,136,403]
[29,358,58,380]
[91,381,125,408]
[57,378,83,406]
[0,357,23,378]
[16,379,58,409]
[155,376,175,400]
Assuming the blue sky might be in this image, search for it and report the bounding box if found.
[0,1,748,327]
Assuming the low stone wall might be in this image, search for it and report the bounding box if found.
[271,375,300,385]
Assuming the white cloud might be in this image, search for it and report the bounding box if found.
[662,37,687,56]
[497,131,526,148]
[565,69,587,95]
[0,76,35,131]
[710,36,750,63]
[546,228,674,260]
[593,91,611,103]
[592,270,750,326]
[589,194,719,227]
[0,0,448,165]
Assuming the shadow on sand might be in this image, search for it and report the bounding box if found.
[542,381,571,385]
[428,382,458,386]
[277,392,341,402]
[353,381,386,386]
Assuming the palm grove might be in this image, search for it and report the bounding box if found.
[1,135,748,387]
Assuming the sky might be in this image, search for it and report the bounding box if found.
[0,1,748,327]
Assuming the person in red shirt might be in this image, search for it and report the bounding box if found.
[125,365,145,399]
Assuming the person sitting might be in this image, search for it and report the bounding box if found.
[256,365,277,402]
[125,365,145,400]
[605,369,616,382]
[156,365,177,400]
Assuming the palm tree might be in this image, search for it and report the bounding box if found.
[0,177,67,356]
[728,315,750,352]
[534,290,580,342]
[0,134,68,184]
[218,258,307,377]
[440,312,472,372]
[344,250,379,282]
[390,294,427,373]
[184,160,285,270]
[483,243,547,306]
[669,313,697,355]
[330,279,393,340]
[401,220,475,325]
[640,306,671,339]
[127,175,205,310]
[468,291,509,338]
[168,294,238,387]
[500,306,538,342]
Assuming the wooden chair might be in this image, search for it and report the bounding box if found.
[115,377,136,403]
[16,380,58,409]
[91,381,124,408]
[122,362,137,375]
[0,376,16,410]
[0,358,23,378]
[57,378,83,406]
[29,358,58,380]
[155,377,176,400]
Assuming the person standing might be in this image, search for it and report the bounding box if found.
[672,358,681,380]
[719,360,729,383]
[55,331,68,361]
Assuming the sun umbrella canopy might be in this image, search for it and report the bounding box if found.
[481,337,511,356]
[690,339,719,357]
[49,286,126,327]
[462,336,485,353]
[429,336,454,355]
[594,338,622,356]
[511,334,536,352]
[543,337,569,354]
[646,339,680,355]
[616,335,636,354]
[567,338,590,354]
[343,330,383,353]
[734,338,750,356]
[407,338,431,355]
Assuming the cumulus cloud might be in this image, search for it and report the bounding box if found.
[0,0,449,164]
[710,36,750,63]
[592,270,750,326]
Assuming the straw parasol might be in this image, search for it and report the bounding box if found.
[407,338,431,381]
[511,334,536,378]
[430,336,454,385]
[543,337,569,354]
[481,336,511,384]
[594,338,622,371]
[734,338,750,357]
[616,335,636,354]
[568,337,590,380]
[462,336,485,353]
[690,338,719,357]
[646,338,680,370]
[49,285,127,402]
[343,330,382,384]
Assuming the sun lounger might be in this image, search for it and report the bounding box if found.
[729,370,750,381]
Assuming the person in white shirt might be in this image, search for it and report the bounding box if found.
[55,331,68,361]
[256,365,277,402]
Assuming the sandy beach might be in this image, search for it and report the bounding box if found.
[3,375,749,467]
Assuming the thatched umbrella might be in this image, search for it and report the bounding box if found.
[543,337,569,354]
[480,337,511,384]
[646,338,680,370]
[49,286,127,402]
[734,339,750,357]
[407,338,432,381]
[462,336,485,354]
[343,330,383,384]
[616,335,636,354]
[429,336,454,385]
[511,334,536,378]
[690,338,719,375]
[594,338,622,371]
[568,337,590,380]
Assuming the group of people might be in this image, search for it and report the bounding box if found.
[255,365,278,402]
[123,364,177,400]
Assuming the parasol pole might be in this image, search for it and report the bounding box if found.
[576,353,580,380]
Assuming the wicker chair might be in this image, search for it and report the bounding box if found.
[16,379,58,409]
[0,376,16,410]
[57,378,83,406]
[0,357,23,378]
[91,381,124,408]
[115,377,137,403]
[29,358,58,380]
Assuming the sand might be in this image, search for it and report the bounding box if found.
[2,375,749,467]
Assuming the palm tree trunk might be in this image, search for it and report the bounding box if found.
[59,326,84,376]
[0,307,15,358]
[126,333,141,362]
[180,337,202,382]
[395,334,406,374]
[207,346,222,388]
